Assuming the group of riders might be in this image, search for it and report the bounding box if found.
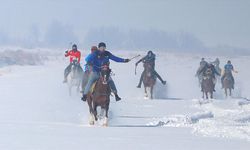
[196,57,237,93]
[63,42,237,101]
[63,42,166,101]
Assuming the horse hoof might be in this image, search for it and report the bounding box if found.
[89,121,94,125]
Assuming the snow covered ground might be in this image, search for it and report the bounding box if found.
[0,50,250,150]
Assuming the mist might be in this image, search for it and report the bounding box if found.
[0,0,250,53]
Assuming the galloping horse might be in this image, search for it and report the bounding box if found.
[67,59,82,96]
[201,68,214,99]
[143,62,156,99]
[87,64,111,126]
[222,71,234,97]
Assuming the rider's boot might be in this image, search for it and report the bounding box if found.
[137,84,141,88]
[81,94,87,102]
[115,93,121,101]
[162,81,166,85]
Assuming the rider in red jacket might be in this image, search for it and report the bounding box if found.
[63,44,83,83]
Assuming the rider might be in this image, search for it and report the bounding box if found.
[136,51,166,88]
[81,46,98,92]
[198,63,220,92]
[212,58,220,67]
[221,60,238,89]
[63,44,83,83]
[81,42,130,102]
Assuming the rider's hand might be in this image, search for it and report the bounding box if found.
[135,62,138,66]
[65,50,68,54]
[124,59,130,63]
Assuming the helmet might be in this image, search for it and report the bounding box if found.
[91,46,98,53]
[98,42,106,48]
[147,51,153,55]
[72,44,77,50]
[201,58,205,61]
[227,60,231,64]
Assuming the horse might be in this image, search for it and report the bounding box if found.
[142,62,156,99]
[222,71,234,97]
[67,59,82,96]
[201,68,214,99]
[87,64,111,126]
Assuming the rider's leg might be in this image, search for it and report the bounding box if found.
[63,64,72,83]
[81,72,89,93]
[108,77,121,101]
[81,72,99,101]
[221,74,225,88]
[231,75,235,89]
[154,70,166,85]
[137,70,145,88]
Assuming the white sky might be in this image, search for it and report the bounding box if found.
[0,0,250,48]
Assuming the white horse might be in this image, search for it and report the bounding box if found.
[67,60,82,96]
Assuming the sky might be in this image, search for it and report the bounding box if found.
[0,0,250,49]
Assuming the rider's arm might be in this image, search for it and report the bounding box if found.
[108,52,126,62]
[232,66,238,73]
[136,57,144,65]
[85,51,97,64]
[77,51,81,64]
[65,50,70,57]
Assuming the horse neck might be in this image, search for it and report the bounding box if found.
[94,78,110,93]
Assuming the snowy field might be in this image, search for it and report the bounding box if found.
[0,50,250,150]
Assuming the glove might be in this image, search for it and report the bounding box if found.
[65,50,68,54]
[124,59,130,63]
[135,62,139,66]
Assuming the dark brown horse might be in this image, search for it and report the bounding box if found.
[222,71,234,97]
[87,64,111,126]
[201,68,214,99]
[143,62,156,99]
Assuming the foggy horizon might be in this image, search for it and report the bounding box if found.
[0,0,250,51]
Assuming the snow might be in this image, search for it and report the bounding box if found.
[0,50,250,150]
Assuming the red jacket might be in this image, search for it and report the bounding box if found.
[65,50,81,63]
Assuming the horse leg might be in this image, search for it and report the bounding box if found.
[150,86,154,99]
[93,103,98,121]
[210,91,213,99]
[225,88,228,98]
[144,86,148,98]
[87,97,95,125]
[103,103,109,127]
[229,88,232,97]
[206,92,208,99]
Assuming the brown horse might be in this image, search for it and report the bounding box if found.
[87,64,111,126]
[143,62,156,99]
[201,68,214,99]
[222,71,234,97]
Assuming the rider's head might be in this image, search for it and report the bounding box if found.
[72,44,77,51]
[201,58,205,61]
[98,42,106,52]
[91,46,98,53]
[147,51,153,57]
[227,60,231,64]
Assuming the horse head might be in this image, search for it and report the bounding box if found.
[70,59,79,77]
[203,67,213,79]
[100,63,111,85]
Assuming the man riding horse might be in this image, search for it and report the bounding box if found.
[63,44,83,83]
[197,62,220,92]
[81,46,98,92]
[136,51,166,88]
[221,60,238,89]
[81,42,130,102]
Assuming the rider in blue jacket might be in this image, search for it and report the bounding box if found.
[81,42,130,102]
[221,60,238,89]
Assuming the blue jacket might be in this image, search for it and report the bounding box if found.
[224,64,234,73]
[85,50,125,72]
